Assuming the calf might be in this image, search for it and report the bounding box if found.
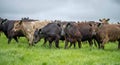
[33,22,61,48]
[12,20,50,46]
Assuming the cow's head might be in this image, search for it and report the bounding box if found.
[33,29,40,43]
[53,20,64,35]
[117,22,120,24]
[0,18,7,31]
[99,18,110,24]
[0,18,2,24]
[33,28,44,44]
[12,20,23,32]
[89,22,102,36]
[60,22,68,36]
[0,18,7,24]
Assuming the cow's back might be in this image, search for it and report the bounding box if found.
[41,23,61,36]
[97,24,120,41]
[33,20,51,30]
[77,22,92,41]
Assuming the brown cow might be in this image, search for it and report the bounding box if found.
[94,24,120,49]
[12,20,50,46]
[63,22,82,49]
[77,21,99,48]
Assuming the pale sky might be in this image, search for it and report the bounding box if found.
[0,0,120,23]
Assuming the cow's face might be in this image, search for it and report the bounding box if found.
[0,18,3,24]
[0,18,7,31]
[33,29,44,44]
[0,18,7,25]
[12,21,22,32]
[117,22,120,24]
[99,18,110,24]
[60,22,68,36]
[33,29,40,43]
[89,23,99,36]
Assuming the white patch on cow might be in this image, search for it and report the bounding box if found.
[31,22,35,25]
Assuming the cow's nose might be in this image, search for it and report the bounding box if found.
[92,32,96,35]
[61,31,65,36]
[13,29,17,32]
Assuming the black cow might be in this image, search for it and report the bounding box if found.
[0,19,24,44]
[33,22,61,48]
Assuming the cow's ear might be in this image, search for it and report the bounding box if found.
[39,29,41,32]
[38,29,42,34]
[19,20,22,24]
[1,19,7,24]
[117,22,120,24]
[57,23,61,27]
[66,23,72,29]
[66,23,71,27]
[99,19,102,22]
[107,18,110,21]
[4,19,7,21]
[98,23,103,28]
[89,23,92,27]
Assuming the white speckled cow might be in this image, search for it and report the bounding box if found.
[12,20,51,46]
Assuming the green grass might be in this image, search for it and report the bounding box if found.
[0,34,120,65]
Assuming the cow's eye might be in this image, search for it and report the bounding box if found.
[35,35,37,37]
[39,31,42,34]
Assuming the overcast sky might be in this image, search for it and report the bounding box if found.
[0,0,120,23]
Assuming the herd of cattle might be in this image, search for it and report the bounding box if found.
[0,17,120,49]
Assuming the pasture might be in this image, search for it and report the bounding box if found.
[0,34,120,65]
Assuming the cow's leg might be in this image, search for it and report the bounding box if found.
[95,39,101,49]
[26,35,31,46]
[98,42,101,49]
[77,40,81,48]
[88,40,93,49]
[8,37,12,44]
[101,43,105,49]
[73,42,76,48]
[29,40,34,46]
[28,34,34,46]
[64,40,69,49]
[55,35,60,48]
[93,39,97,47]
[101,40,107,49]
[42,38,47,46]
[118,40,120,49]
[101,37,109,49]
[69,42,73,48]
[13,37,19,43]
[55,40,59,48]
[49,40,53,48]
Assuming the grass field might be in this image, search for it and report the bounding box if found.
[0,34,120,65]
